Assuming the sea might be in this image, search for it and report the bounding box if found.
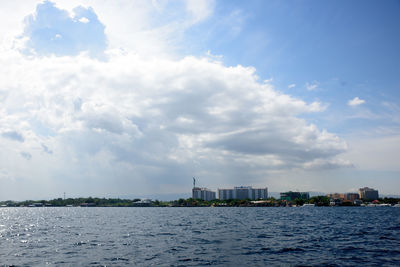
[0,207,399,266]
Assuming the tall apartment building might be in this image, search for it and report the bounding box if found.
[358,187,379,200]
[219,188,234,200]
[218,186,268,200]
[192,187,216,201]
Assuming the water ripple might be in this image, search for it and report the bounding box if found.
[0,207,399,265]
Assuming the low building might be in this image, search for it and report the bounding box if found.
[327,193,345,200]
[358,187,379,200]
[280,191,310,201]
[218,186,268,200]
[192,187,216,201]
[133,199,152,207]
[330,198,342,206]
[327,193,360,202]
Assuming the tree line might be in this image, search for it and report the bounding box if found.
[0,196,398,207]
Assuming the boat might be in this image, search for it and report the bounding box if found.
[393,204,400,207]
[302,204,315,207]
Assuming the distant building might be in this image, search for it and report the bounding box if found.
[330,198,342,206]
[218,186,268,200]
[280,191,310,201]
[327,193,345,200]
[218,188,234,200]
[192,187,216,201]
[327,192,360,202]
[358,187,379,200]
[344,193,360,201]
[133,199,152,207]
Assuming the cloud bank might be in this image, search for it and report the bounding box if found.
[0,50,349,195]
[0,1,351,199]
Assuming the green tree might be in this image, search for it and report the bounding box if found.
[309,196,330,206]
[294,198,305,206]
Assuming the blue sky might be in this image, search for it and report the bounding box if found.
[0,0,399,200]
[182,0,400,133]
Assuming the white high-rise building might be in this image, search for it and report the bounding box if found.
[218,186,268,200]
[192,187,216,201]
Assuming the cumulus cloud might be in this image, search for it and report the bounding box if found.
[0,1,351,198]
[288,83,296,89]
[348,97,365,107]
[0,50,349,194]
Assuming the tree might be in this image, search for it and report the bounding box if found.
[309,196,330,206]
[294,198,305,206]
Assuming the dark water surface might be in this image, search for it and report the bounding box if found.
[0,207,399,266]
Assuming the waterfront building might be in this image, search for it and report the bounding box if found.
[344,193,360,201]
[327,193,345,200]
[133,199,152,207]
[358,187,379,200]
[218,188,234,200]
[192,187,216,201]
[218,186,268,200]
[280,191,310,201]
[330,198,342,206]
[327,192,360,202]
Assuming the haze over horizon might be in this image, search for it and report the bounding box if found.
[0,0,399,200]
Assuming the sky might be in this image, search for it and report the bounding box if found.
[0,0,399,200]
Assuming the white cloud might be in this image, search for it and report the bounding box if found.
[288,83,296,89]
[348,97,365,107]
[0,1,354,199]
[0,49,349,198]
[305,81,319,91]
[78,17,89,23]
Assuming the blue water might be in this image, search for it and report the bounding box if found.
[0,207,399,266]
